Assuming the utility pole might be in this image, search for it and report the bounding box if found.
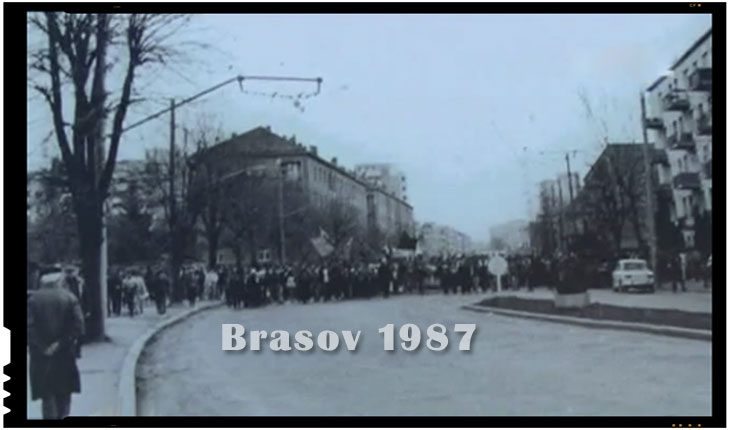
[277,159,286,265]
[565,153,575,203]
[169,99,178,299]
[557,181,565,253]
[640,92,659,291]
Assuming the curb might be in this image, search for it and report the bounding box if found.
[461,304,712,341]
[116,301,224,416]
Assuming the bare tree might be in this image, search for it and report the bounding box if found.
[27,159,78,264]
[317,200,361,254]
[28,12,193,339]
[222,173,276,269]
[581,146,647,257]
[186,115,228,269]
[143,146,200,302]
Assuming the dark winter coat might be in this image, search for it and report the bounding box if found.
[27,285,84,400]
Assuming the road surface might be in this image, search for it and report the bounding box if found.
[137,293,712,416]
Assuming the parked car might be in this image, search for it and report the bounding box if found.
[612,259,655,293]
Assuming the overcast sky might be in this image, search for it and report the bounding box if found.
[26,13,712,241]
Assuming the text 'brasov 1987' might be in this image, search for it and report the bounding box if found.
[222,324,476,352]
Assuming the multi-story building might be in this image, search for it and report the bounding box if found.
[355,163,408,202]
[197,126,415,261]
[569,143,650,256]
[645,27,712,249]
[489,220,530,252]
[418,223,472,257]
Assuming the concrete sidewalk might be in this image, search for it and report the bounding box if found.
[483,283,712,314]
[27,300,219,419]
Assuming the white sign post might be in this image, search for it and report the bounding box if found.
[488,256,509,293]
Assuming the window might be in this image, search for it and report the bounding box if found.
[623,262,647,271]
[692,61,697,69]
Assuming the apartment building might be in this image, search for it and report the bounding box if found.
[645,27,712,248]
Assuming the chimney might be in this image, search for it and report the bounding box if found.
[310,145,318,155]
[331,157,337,166]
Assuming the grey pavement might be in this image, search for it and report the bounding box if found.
[137,293,712,416]
[27,300,217,419]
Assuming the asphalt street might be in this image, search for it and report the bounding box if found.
[137,293,712,416]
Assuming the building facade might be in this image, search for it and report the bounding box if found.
[418,223,472,257]
[645,27,712,249]
[198,126,415,262]
[489,219,530,252]
[355,163,408,202]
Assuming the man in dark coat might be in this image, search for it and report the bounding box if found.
[153,271,169,315]
[377,260,391,298]
[28,274,85,419]
[108,269,123,316]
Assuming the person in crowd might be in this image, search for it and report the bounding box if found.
[378,259,391,298]
[122,271,139,317]
[152,270,169,315]
[195,269,206,305]
[297,266,312,304]
[319,264,331,302]
[232,268,245,309]
[28,273,85,419]
[285,267,296,303]
[144,266,154,296]
[247,266,260,307]
[107,268,123,317]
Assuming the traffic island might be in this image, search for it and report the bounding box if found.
[464,296,711,341]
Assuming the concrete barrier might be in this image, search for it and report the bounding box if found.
[117,301,224,416]
[462,304,712,341]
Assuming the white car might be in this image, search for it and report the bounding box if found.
[612,259,655,293]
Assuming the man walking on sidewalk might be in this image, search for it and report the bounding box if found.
[28,274,85,419]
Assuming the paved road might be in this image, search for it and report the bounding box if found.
[137,293,712,416]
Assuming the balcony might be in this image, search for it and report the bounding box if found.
[651,149,669,166]
[644,117,664,130]
[666,132,695,151]
[696,114,712,135]
[662,90,690,111]
[673,172,701,190]
[688,68,712,91]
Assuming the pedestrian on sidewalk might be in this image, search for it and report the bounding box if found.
[28,274,85,420]
[153,270,169,315]
[107,268,123,317]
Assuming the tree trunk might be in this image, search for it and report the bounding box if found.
[207,230,219,269]
[76,196,105,341]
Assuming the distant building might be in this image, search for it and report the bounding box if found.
[418,223,472,257]
[196,126,415,262]
[489,220,530,252]
[355,163,408,202]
